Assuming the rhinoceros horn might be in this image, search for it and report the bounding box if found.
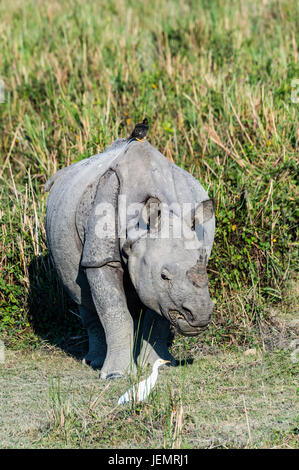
[186,251,208,288]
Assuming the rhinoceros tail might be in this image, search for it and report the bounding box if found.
[45,174,57,192]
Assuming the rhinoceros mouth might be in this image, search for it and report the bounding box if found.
[168,309,207,336]
[169,309,186,323]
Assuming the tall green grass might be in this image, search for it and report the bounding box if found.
[0,0,298,348]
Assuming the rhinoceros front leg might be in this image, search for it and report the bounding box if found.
[79,305,107,369]
[86,265,136,379]
[139,309,176,367]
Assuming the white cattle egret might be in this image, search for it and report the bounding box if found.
[118,359,170,405]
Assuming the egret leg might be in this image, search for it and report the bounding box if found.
[138,309,176,367]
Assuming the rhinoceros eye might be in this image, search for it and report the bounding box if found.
[161,269,172,281]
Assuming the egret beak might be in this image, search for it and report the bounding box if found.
[161,360,171,364]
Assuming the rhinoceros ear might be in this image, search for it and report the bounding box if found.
[191,199,214,228]
[140,197,162,233]
[121,196,162,258]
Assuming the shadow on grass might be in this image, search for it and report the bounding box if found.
[28,254,88,360]
[175,357,194,366]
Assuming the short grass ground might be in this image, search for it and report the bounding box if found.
[0,340,298,449]
[0,279,298,449]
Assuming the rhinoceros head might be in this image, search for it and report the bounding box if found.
[126,198,214,336]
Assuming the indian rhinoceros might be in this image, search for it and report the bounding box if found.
[45,139,215,379]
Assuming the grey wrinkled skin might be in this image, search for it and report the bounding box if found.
[45,140,215,379]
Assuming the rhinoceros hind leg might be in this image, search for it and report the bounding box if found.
[78,305,107,369]
[138,309,176,367]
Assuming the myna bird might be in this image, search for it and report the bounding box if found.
[128,118,149,142]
